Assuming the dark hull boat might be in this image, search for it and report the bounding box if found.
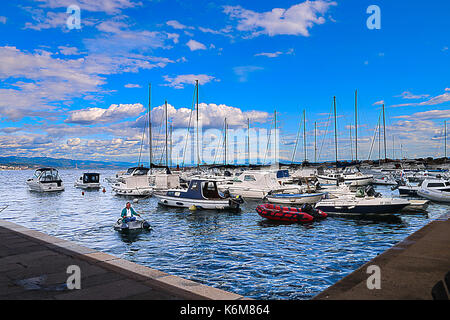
[256,203,327,223]
[114,218,151,233]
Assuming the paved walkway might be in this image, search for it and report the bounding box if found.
[0,219,245,300]
[314,214,450,300]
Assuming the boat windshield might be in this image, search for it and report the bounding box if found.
[83,174,99,183]
[38,169,60,182]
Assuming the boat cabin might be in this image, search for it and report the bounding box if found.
[80,173,100,184]
[34,168,62,184]
[167,179,224,200]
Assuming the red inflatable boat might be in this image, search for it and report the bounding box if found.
[256,203,327,223]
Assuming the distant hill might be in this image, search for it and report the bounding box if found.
[0,156,135,169]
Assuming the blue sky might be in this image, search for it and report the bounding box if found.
[0,0,449,164]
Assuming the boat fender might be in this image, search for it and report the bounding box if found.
[189,205,197,211]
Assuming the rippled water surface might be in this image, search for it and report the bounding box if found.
[1,169,447,299]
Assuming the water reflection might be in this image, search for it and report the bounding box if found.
[0,169,444,299]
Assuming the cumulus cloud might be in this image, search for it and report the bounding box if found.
[137,102,269,130]
[186,39,207,51]
[162,74,218,89]
[224,1,337,37]
[65,103,145,124]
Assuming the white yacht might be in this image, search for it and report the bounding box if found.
[26,168,65,192]
[74,173,101,189]
[111,166,153,196]
[317,167,373,186]
[217,170,302,199]
[315,186,410,216]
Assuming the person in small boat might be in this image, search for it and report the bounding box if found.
[121,202,141,223]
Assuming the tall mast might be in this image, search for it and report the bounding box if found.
[224,118,228,165]
[247,118,250,166]
[303,109,307,162]
[355,89,358,162]
[274,110,277,166]
[165,100,168,167]
[350,125,353,162]
[314,121,317,163]
[195,80,200,169]
[148,84,152,173]
[445,120,447,159]
[170,124,173,167]
[333,96,338,171]
[382,103,387,162]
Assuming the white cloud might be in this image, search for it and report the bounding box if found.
[162,74,218,89]
[33,0,142,14]
[224,1,337,37]
[65,103,145,124]
[140,102,269,129]
[58,46,80,55]
[254,48,294,58]
[0,16,7,24]
[397,91,430,100]
[372,100,384,106]
[186,39,207,51]
[124,83,142,88]
[233,66,264,82]
[166,20,194,30]
[390,91,450,108]
[394,109,450,121]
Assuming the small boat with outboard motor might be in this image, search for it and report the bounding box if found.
[265,191,324,205]
[74,173,101,189]
[154,179,243,210]
[256,203,327,223]
[114,217,151,233]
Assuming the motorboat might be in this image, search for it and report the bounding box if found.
[149,172,182,192]
[256,203,327,223]
[265,191,324,205]
[317,167,373,186]
[315,186,409,215]
[154,179,243,210]
[26,168,64,192]
[113,217,151,233]
[217,170,302,199]
[74,173,101,189]
[417,179,450,203]
[373,175,398,185]
[111,166,153,196]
